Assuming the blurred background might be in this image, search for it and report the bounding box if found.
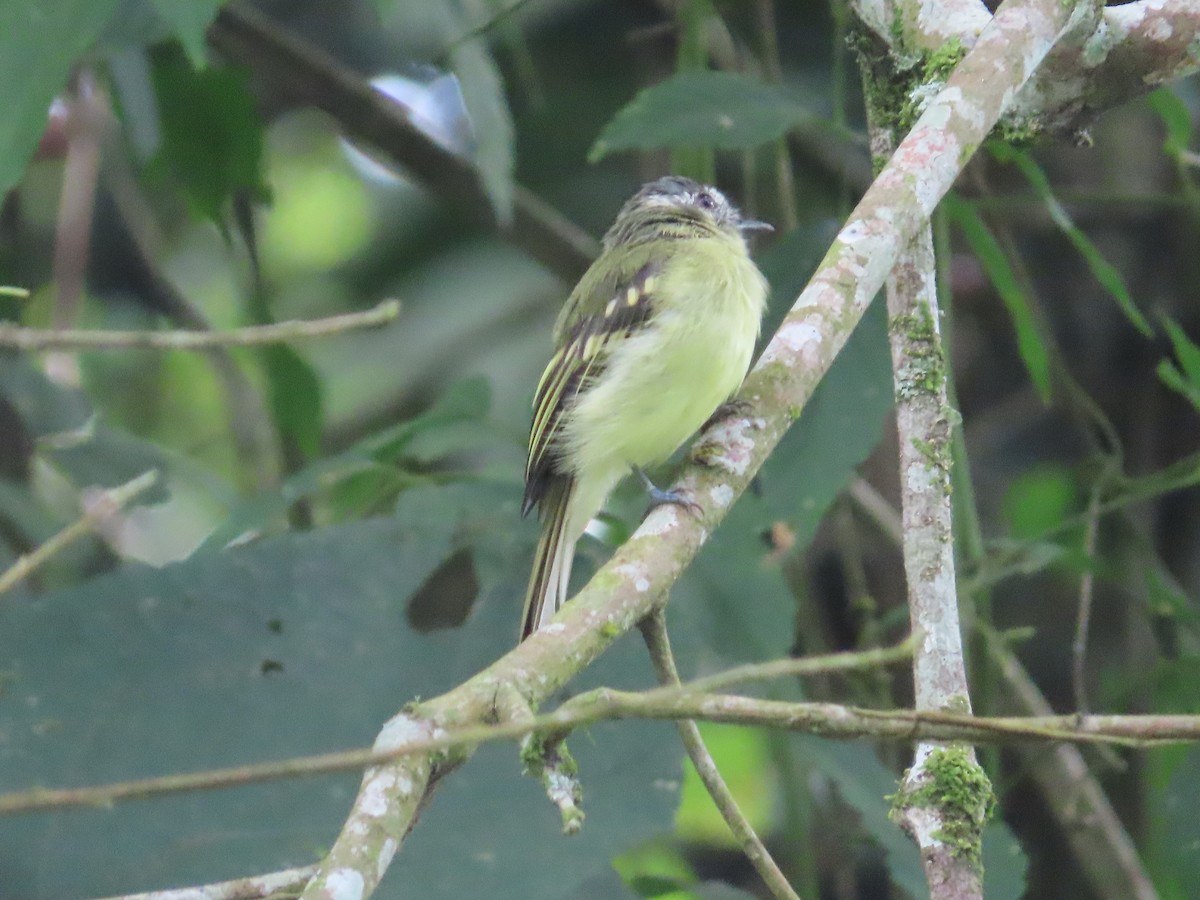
[0,0,1198,897]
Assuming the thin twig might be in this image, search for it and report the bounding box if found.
[0,471,158,596]
[847,477,903,545]
[640,611,802,900]
[46,68,107,386]
[1072,479,1105,715]
[0,300,399,351]
[97,865,318,900]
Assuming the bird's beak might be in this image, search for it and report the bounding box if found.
[738,219,774,233]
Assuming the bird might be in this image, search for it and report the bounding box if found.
[519,175,771,641]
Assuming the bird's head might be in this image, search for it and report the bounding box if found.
[606,175,773,248]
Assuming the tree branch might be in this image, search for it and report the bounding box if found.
[884,219,988,896]
[0,300,399,351]
[861,0,1200,136]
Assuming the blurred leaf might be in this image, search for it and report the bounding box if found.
[989,144,1152,337]
[148,0,225,67]
[0,0,121,196]
[0,354,169,499]
[691,884,759,899]
[364,375,493,463]
[450,35,516,225]
[1149,746,1200,897]
[612,841,697,896]
[150,43,269,225]
[982,820,1029,900]
[261,344,323,461]
[0,481,682,898]
[590,71,813,162]
[944,194,1051,403]
[1157,314,1200,413]
[1159,315,1200,384]
[1149,87,1193,158]
[261,164,373,275]
[0,354,91,438]
[204,378,497,547]
[1002,463,1076,539]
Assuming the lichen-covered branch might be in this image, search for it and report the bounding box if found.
[883,222,990,897]
[854,0,1200,137]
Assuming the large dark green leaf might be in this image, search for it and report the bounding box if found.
[0,481,682,899]
[0,0,122,196]
[590,71,813,162]
[150,43,270,225]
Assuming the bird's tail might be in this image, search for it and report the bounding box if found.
[520,477,577,641]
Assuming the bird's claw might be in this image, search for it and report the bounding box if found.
[635,467,703,518]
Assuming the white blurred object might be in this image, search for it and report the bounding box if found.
[343,69,475,184]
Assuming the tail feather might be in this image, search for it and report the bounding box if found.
[520,477,577,641]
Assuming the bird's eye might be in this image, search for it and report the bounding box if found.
[696,192,717,211]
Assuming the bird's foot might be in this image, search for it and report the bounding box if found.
[635,467,703,517]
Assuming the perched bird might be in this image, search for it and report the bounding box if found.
[519,176,771,640]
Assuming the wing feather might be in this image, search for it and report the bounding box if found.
[522,258,660,515]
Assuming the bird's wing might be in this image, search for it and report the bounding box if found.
[523,247,662,515]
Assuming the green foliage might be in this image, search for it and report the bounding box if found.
[1157,314,1200,413]
[149,44,270,226]
[0,480,685,899]
[148,0,226,66]
[989,144,1153,337]
[1148,87,1193,159]
[447,31,515,225]
[0,0,121,195]
[1003,463,1077,539]
[675,725,774,845]
[944,194,1052,403]
[589,71,813,163]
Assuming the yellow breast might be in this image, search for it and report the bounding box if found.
[563,235,768,482]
